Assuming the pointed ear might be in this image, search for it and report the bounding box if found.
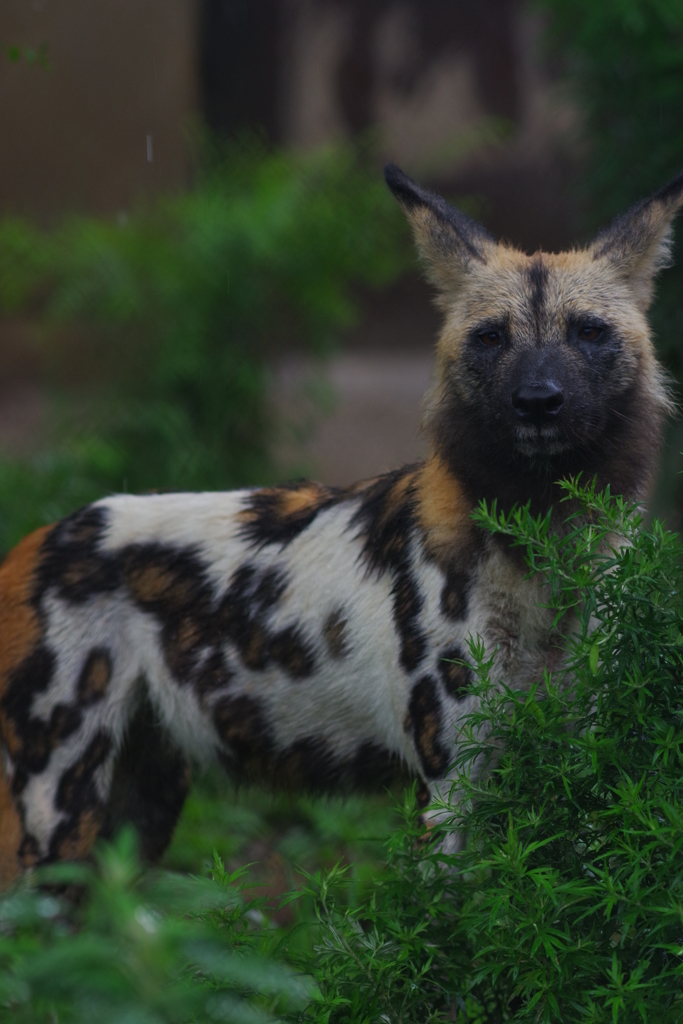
[385,164,493,295]
[591,169,683,309]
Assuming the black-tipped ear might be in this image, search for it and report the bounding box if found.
[385,163,493,296]
[592,169,683,310]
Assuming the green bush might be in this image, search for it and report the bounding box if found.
[301,480,683,1022]
[0,142,408,549]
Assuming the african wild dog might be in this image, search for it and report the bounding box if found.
[0,165,680,884]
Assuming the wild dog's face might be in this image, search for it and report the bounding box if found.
[386,165,683,510]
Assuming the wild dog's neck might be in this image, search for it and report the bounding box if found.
[414,456,479,565]
[425,376,664,525]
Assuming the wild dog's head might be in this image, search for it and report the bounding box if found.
[386,164,683,512]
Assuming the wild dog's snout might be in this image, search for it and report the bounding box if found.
[511,382,565,426]
[509,349,566,428]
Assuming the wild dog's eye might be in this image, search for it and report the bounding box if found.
[478,330,501,347]
[579,324,604,342]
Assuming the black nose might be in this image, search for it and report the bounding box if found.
[511,383,564,425]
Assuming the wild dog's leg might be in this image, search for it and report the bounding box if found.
[0,519,190,877]
[0,759,25,887]
[102,694,190,862]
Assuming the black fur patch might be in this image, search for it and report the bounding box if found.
[217,564,264,661]
[269,626,316,679]
[353,468,428,674]
[55,730,111,813]
[213,693,274,779]
[272,736,339,790]
[217,562,315,679]
[323,608,348,659]
[405,675,449,779]
[254,567,288,609]
[49,730,112,861]
[122,543,211,616]
[440,567,470,621]
[239,481,345,549]
[49,702,83,742]
[194,649,233,703]
[2,645,57,780]
[348,741,403,791]
[526,257,548,321]
[38,506,119,603]
[392,571,427,672]
[18,833,41,869]
[49,805,106,864]
[272,737,402,792]
[77,648,112,705]
[226,733,402,794]
[102,695,190,863]
[438,646,472,700]
[353,468,417,574]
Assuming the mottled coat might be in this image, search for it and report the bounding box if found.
[0,164,681,884]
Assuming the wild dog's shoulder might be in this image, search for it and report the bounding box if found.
[237,479,350,548]
[340,458,477,568]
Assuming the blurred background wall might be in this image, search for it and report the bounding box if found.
[0,0,197,217]
[0,0,575,242]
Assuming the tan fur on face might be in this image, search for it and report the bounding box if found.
[423,244,675,444]
[407,206,490,295]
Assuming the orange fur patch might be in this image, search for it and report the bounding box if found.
[0,526,50,696]
[416,457,473,563]
[278,484,331,517]
[79,652,112,702]
[126,564,193,606]
[237,482,336,528]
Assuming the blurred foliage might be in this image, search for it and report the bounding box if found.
[538,0,683,521]
[1,43,49,68]
[300,480,683,1022]
[540,0,683,215]
[164,770,401,947]
[0,830,312,1023]
[0,141,408,549]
